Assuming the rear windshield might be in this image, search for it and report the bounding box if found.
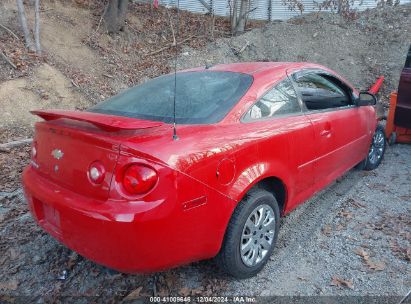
[88,71,253,124]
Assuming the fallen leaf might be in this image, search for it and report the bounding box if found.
[349,199,366,208]
[353,247,370,261]
[67,252,78,269]
[366,259,386,271]
[322,225,332,236]
[179,287,191,297]
[339,211,353,219]
[124,286,143,300]
[330,276,354,289]
[407,248,411,261]
[335,224,345,231]
[0,279,18,291]
[9,248,18,260]
[399,195,411,201]
[158,287,169,297]
[192,286,204,295]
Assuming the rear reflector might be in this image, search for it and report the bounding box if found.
[88,162,106,184]
[31,144,37,159]
[122,164,158,195]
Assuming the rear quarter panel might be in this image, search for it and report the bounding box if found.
[149,121,297,213]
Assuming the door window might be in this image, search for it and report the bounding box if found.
[294,73,351,111]
[246,78,301,120]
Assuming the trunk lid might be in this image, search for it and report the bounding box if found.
[31,110,164,200]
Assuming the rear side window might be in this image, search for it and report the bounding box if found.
[89,71,253,124]
[245,78,301,120]
[294,73,351,110]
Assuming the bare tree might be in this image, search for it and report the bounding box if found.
[235,0,249,33]
[104,0,129,34]
[16,0,41,54]
[282,0,304,14]
[230,0,253,35]
[34,0,41,54]
[230,0,238,33]
[16,0,35,52]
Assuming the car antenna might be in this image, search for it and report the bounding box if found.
[172,0,180,141]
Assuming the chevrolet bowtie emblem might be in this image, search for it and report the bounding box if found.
[51,149,64,160]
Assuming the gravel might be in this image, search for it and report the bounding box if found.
[229,143,411,297]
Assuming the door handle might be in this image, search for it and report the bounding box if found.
[320,129,331,137]
[320,122,332,137]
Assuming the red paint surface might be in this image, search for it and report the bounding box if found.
[23,62,377,272]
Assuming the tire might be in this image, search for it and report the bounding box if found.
[358,124,386,171]
[216,188,280,279]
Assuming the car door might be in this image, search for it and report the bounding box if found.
[243,77,316,208]
[292,71,368,186]
[395,45,411,129]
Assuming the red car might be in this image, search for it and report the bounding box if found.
[23,62,385,278]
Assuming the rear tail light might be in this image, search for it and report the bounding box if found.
[88,162,106,184]
[122,164,158,195]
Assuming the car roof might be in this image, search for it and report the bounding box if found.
[204,61,356,94]
[205,62,324,76]
[180,62,357,124]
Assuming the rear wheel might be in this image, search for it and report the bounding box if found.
[216,188,280,279]
[358,124,386,171]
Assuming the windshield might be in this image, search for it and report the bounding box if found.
[88,71,253,124]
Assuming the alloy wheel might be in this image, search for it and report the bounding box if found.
[240,204,276,267]
[368,130,385,165]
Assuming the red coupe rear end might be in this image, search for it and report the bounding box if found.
[23,111,236,272]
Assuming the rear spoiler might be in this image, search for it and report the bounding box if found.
[31,110,164,131]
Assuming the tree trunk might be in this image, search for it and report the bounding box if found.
[16,0,35,51]
[34,0,41,54]
[104,0,129,34]
[117,0,129,31]
[231,0,238,34]
[235,0,248,33]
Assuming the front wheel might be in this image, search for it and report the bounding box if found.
[358,124,386,171]
[216,188,280,279]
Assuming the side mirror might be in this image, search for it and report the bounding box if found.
[357,91,377,106]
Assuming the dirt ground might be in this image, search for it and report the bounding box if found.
[0,0,410,302]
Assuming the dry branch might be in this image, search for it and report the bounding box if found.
[0,23,20,41]
[238,40,250,53]
[71,79,79,87]
[0,146,10,153]
[165,8,176,46]
[87,4,108,41]
[0,138,33,150]
[0,51,17,69]
[145,35,197,57]
[196,0,212,12]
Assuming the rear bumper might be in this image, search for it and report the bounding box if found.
[22,166,236,272]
